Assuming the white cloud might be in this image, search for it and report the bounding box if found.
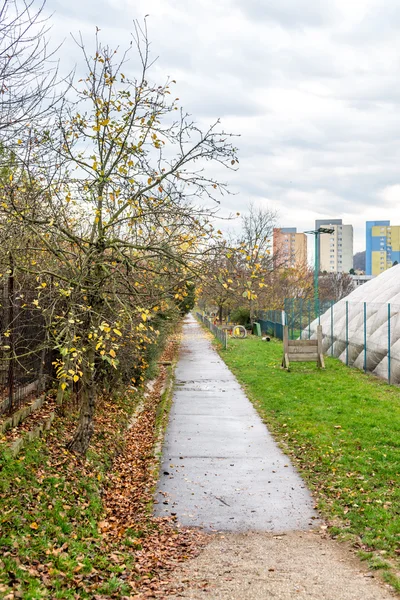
[43,0,400,253]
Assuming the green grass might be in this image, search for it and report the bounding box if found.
[0,328,180,599]
[0,393,140,599]
[219,336,400,590]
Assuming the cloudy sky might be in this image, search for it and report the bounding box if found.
[45,0,400,255]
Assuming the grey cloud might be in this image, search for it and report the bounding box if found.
[48,0,129,29]
[235,0,336,28]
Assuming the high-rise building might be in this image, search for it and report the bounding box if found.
[315,218,343,260]
[273,227,307,268]
[366,221,400,276]
[316,219,353,273]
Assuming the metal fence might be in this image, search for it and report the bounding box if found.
[255,310,285,340]
[0,283,53,415]
[261,298,400,385]
[195,313,228,349]
[283,298,336,340]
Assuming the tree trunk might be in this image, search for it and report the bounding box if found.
[67,349,96,455]
[218,304,223,325]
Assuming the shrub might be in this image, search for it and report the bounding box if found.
[230,306,250,325]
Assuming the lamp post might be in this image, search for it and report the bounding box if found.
[304,227,334,317]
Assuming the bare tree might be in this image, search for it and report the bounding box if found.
[319,272,355,302]
[240,202,277,266]
[0,0,61,142]
[237,203,277,318]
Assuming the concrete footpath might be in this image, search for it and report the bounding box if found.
[155,314,317,531]
[155,316,397,600]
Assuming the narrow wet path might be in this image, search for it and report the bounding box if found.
[155,315,318,532]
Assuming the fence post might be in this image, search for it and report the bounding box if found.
[7,255,15,414]
[388,303,391,384]
[299,298,303,339]
[291,299,294,340]
[363,302,367,373]
[330,300,334,356]
[345,301,349,366]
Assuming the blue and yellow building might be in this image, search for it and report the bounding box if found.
[366,221,400,276]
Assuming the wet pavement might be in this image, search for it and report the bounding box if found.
[155,315,318,532]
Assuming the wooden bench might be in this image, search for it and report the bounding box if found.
[282,325,324,370]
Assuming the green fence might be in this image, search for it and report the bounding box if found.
[283,298,335,340]
[255,310,285,340]
[195,313,228,349]
[263,299,400,385]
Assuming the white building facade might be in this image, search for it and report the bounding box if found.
[319,222,353,273]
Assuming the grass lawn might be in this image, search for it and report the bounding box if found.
[0,393,140,599]
[218,335,400,590]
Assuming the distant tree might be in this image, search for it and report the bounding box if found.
[393,261,398,267]
[238,203,277,319]
[353,251,366,272]
[319,272,354,302]
[349,268,355,275]
[175,281,196,315]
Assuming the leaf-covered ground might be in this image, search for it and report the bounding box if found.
[218,335,400,592]
[0,334,206,599]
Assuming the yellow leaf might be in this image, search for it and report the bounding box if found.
[61,383,66,390]
[73,375,79,382]
[141,314,147,322]
[109,349,116,358]
[113,329,122,336]
[30,522,39,530]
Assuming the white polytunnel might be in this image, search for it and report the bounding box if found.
[307,264,400,384]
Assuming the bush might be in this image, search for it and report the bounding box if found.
[230,306,250,325]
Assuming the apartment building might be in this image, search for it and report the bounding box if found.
[273,227,307,268]
[366,221,400,276]
[316,219,353,273]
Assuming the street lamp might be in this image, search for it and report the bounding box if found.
[304,227,334,317]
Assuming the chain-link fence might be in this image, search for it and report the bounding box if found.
[195,313,228,349]
[256,300,336,341]
[259,299,400,385]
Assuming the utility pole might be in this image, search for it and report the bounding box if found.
[304,227,334,317]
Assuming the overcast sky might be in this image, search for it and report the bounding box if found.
[45,0,400,255]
